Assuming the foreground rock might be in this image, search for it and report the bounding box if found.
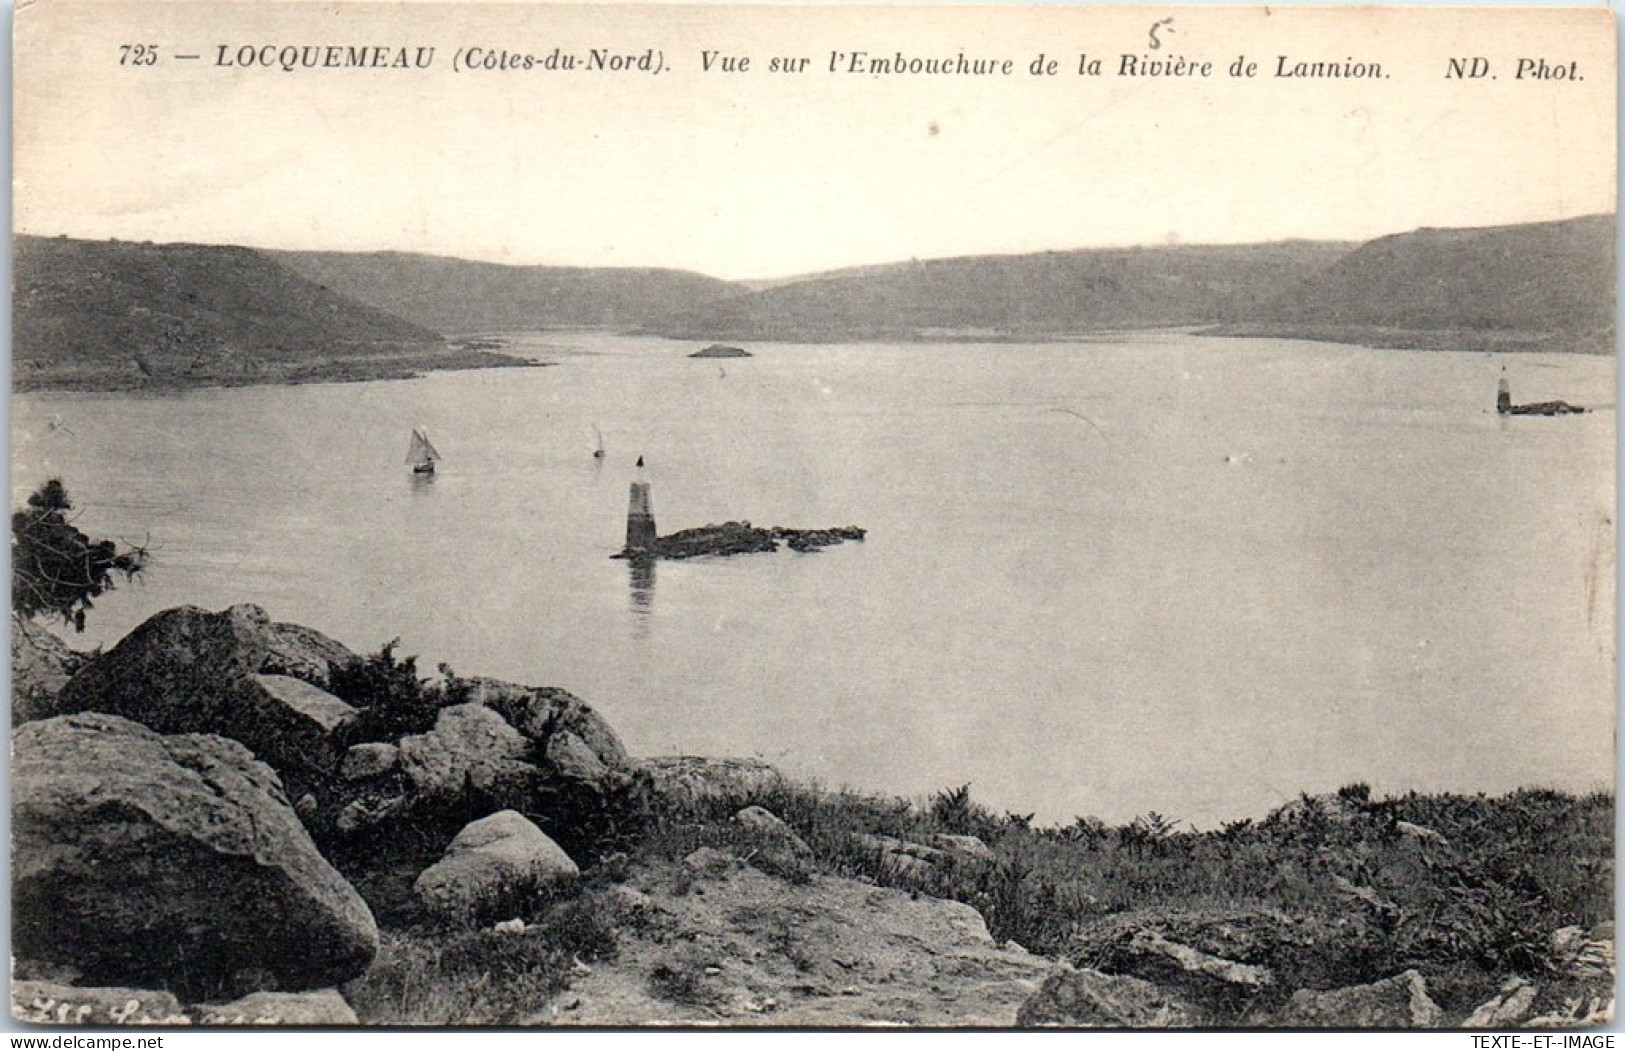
[458,676,628,772]
[397,704,541,805]
[852,833,955,883]
[523,853,1050,1025]
[13,713,378,995]
[637,756,786,806]
[1272,970,1444,1028]
[11,614,85,724]
[1548,924,1615,980]
[1463,978,1539,1028]
[54,604,356,788]
[1017,966,1197,1027]
[415,811,580,924]
[614,521,866,561]
[263,621,358,688]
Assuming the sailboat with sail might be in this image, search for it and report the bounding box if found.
[406,427,441,475]
[592,425,606,460]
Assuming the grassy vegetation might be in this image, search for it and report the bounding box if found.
[333,732,1612,1026]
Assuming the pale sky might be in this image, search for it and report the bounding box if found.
[13,3,1616,280]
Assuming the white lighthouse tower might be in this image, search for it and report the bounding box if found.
[626,456,657,553]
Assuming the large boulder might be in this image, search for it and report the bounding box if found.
[53,604,355,784]
[13,713,378,996]
[228,674,357,776]
[58,603,272,718]
[340,742,401,781]
[459,677,627,770]
[11,614,85,724]
[323,703,613,842]
[396,703,543,806]
[263,622,357,689]
[414,810,580,924]
[546,730,610,783]
[1017,966,1197,1027]
[1273,970,1444,1028]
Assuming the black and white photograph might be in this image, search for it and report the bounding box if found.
[8,1,1617,1031]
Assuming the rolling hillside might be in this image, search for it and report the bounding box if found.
[274,251,741,334]
[647,242,1354,341]
[1246,214,1616,352]
[13,236,451,388]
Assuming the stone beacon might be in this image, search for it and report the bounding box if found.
[1497,369,1512,415]
[626,456,657,553]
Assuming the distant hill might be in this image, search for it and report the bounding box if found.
[646,242,1354,341]
[16,215,1612,393]
[273,251,741,334]
[1246,214,1615,352]
[13,236,451,388]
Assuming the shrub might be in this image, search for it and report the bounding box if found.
[11,479,146,631]
[331,640,443,742]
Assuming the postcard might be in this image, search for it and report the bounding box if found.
[9,0,1616,1030]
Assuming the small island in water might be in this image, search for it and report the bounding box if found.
[689,343,752,359]
[614,521,866,560]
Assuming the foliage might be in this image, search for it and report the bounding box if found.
[11,479,146,631]
[330,640,446,743]
[336,764,1613,1024]
[607,774,1612,1020]
[344,908,615,1026]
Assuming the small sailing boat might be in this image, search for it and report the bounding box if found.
[406,427,441,475]
[592,425,606,460]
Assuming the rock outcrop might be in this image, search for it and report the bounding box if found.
[320,683,632,846]
[1463,978,1539,1028]
[459,676,628,772]
[415,810,580,924]
[1017,966,1197,1028]
[263,621,357,688]
[340,742,401,781]
[53,604,356,788]
[1272,970,1444,1028]
[527,855,1050,1026]
[614,522,866,561]
[1548,924,1615,980]
[11,614,85,724]
[396,704,544,807]
[636,756,785,806]
[732,805,814,878]
[13,713,378,996]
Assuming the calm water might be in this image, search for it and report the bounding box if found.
[12,335,1616,825]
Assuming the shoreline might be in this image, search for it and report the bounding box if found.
[12,347,546,394]
[14,325,1608,395]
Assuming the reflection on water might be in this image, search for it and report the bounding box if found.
[408,470,437,493]
[628,557,656,617]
